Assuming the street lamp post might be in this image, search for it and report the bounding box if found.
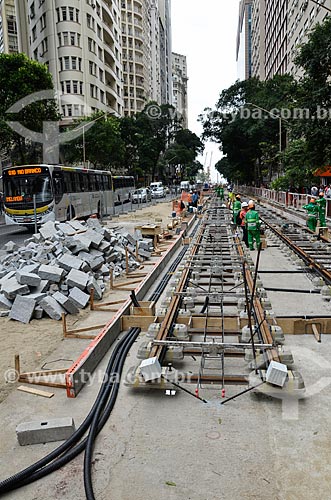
[246,102,287,177]
[75,112,108,168]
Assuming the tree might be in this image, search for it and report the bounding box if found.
[62,113,125,170]
[200,75,298,185]
[0,53,59,164]
[293,16,331,169]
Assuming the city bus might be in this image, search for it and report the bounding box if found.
[2,164,135,226]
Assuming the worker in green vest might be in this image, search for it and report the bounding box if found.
[303,198,320,232]
[244,200,261,250]
[233,194,242,225]
[316,191,327,227]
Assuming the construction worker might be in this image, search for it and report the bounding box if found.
[239,201,249,247]
[316,191,326,227]
[233,194,242,225]
[228,189,235,209]
[303,198,320,232]
[244,201,261,250]
[219,185,224,201]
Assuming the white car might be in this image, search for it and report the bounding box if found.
[151,187,165,198]
[132,188,151,203]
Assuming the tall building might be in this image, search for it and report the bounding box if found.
[250,0,331,81]
[15,0,124,121]
[121,0,150,115]
[264,0,287,79]
[251,0,265,79]
[236,0,253,80]
[0,0,19,54]
[287,0,331,76]
[172,52,188,128]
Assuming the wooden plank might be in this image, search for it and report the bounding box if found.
[17,385,54,398]
[121,315,155,330]
[312,324,321,343]
[65,323,106,335]
[19,368,68,377]
[18,378,66,389]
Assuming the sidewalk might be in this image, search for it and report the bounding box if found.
[0,214,5,225]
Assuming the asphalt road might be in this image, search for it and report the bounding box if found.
[0,194,175,249]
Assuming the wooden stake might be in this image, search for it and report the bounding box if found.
[110,268,114,289]
[125,247,129,274]
[90,287,95,310]
[15,354,20,375]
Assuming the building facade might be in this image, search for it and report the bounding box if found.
[236,0,253,80]
[287,0,331,76]
[0,0,19,54]
[251,0,265,79]
[250,0,331,81]
[172,52,188,128]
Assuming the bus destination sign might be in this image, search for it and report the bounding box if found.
[8,167,42,176]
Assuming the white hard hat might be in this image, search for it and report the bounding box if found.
[241,202,248,208]
[248,199,254,205]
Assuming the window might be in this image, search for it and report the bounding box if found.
[40,13,46,31]
[30,2,35,20]
[64,56,70,70]
[32,26,37,42]
[40,37,48,56]
[61,6,67,21]
[69,7,75,21]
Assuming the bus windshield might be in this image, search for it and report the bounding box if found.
[4,169,53,206]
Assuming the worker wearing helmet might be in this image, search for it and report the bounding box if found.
[239,201,249,247]
[244,201,261,250]
[303,198,320,232]
[316,191,326,227]
[233,194,242,225]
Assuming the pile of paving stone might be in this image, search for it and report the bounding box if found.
[0,219,153,323]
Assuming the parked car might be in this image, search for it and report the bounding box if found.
[132,188,151,203]
[151,186,166,198]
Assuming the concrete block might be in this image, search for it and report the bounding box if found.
[134,229,143,240]
[16,417,75,446]
[73,234,92,251]
[4,241,18,252]
[266,361,288,387]
[67,220,86,231]
[20,263,40,274]
[33,306,44,319]
[16,270,41,287]
[27,291,47,303]
[39,296,66,320]
[90,255,104,271]
[0,293,12,310]
[89,248,103,258]
[1,278,30,300]
[85,229,103,248]
[52,291,79,314]
[0,270,16,285]
[38,264,65,283]
[66,269,88,290]
[139,357,162,382]
[58,222,75,235]
[87,277,103,300]
[86,218,102,229]
[39,221,57,240]
[98,241,111,253]
[123,232,137,246]
[138,248,151,259]
[68,287,90,309]
[57,254,84,272]
[0,310,9,317]
[9,295,36,324]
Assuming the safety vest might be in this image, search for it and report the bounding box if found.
[303,203,319,218]
[245,209,260,230]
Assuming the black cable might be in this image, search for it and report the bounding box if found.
[0,328,139,495]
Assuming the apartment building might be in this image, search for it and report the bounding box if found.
[287,0,331,76]
[251,0,265,79]
[0,0,19,54]
[14,0,124,121]
[264,0,287,79]
[236,0,253,80]
[172,52,188,128]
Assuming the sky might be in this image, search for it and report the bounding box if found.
[171,0,240,181]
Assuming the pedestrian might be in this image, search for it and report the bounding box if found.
[187,191,193,207]
[311,185,318,197]
[303,198,320,232]
[326,185,331,199]
[233,194,242,225]
[244,200,261,251]
[192,190,199,208]
[316,191,327,227]
[239,201,249,248]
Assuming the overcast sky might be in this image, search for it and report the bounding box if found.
[171,0,240,181]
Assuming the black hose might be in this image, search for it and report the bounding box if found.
[0,328,140,495]
[200,296,209,313]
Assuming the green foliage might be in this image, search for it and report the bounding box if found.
[61,113,125,170]
[0,53,59,164]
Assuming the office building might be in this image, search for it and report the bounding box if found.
[0,0,19,54]
[251,0,265,79]
[172,52,188,128]
[236,0,253,80]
